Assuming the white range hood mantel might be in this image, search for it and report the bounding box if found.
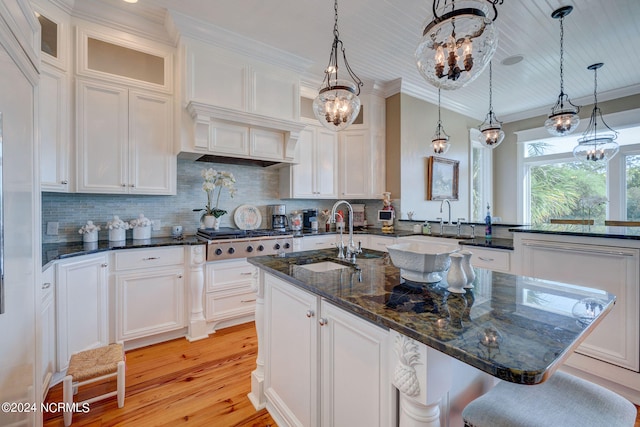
[185,101,307,165]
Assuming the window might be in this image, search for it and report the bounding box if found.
[518,110,640,225]
[470,129,493,222]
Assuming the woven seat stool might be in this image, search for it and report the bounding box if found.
[462,371,636,427]
[62,343,125,426]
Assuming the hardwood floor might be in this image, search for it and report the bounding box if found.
[43,322,275,427]
[42,321,640,427]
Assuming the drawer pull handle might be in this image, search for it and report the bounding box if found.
[101,263,108,268]
[478,257,495,262]
[521,242,635,257]
[143,257,160,261]
[319,317,328,326]
[241,299,256,303]
[306,310,315,318]
[240,272,253,276]
[42,282,51,289]
[177,274,183,278]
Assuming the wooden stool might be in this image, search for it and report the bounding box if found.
[462,371,637,427]
[63,343,125,426]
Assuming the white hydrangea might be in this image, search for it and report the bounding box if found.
[106,215,130,230]
[78,220,101,234]
[129,213,153,228]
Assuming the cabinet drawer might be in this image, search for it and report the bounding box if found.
[468,247,510,272]
[114,247,184,271]
[206,259,255,292]
[205,288,256,321]
[367,236,395,252]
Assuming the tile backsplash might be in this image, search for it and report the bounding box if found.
[42,159,386,243]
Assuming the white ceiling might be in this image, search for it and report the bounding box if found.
[88,0,640,123]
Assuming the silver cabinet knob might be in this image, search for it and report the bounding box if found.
[306,310,315,318]
[318,317,328,326]
[42,282,51,289]
[101,263,108,267]
[61,180,68,185]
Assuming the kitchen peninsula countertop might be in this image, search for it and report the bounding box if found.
[42,236,203,268]
[248,248,614,385]
[511,224,640,240]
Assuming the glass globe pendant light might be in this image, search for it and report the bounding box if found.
[476,61,504,148]
[573,63,619,163]
[312,0,364,131]
[415,0,502,90]
[545,6,580,137]
[432,89,451,155]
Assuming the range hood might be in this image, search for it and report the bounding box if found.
[181,101,307,167]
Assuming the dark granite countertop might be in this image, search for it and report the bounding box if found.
[511,224,640,240]
[248,249,614,385]
[42,236,203,269]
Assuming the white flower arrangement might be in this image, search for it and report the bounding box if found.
[129,213,153,228]
[106,215,130,230]
[78,220,101,235]
[199,168,237,218]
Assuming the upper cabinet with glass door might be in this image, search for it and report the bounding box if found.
[33,1,70,71]
[76,27,173,94]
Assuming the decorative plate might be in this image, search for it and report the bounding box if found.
[234,205,262,230]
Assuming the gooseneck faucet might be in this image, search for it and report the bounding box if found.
[440,199,452,225]
[330,200,361,261]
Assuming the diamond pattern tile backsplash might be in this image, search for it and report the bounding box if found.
[42,159,384,243]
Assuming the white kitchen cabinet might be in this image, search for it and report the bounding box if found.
[197,120,286,162]
[56,254,109,371]
[365,235,396,252]
[205,258,257,332]
[76,78,175,194]
[280,124,338,199]
[114,247,185,342]
[464,245,511,273]
[264,273,390,427]
[40,265,56,399]
[518,238,639,373]
[301,234,339,251]
[40,63,71,192]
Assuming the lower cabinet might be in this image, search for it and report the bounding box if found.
[205,258,257,331]
[264,273,390,427]
[114,247,186,342]
[364,235,396,252]
[41,265,56,398]
[463,245,511,273]
[56,253,109,371]
[301,234,339,251]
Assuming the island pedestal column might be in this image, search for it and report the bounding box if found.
[390,331,452,427]
[248,270,266,409]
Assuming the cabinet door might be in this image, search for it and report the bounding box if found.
[314,128,338,198]
[116,267,185,341]
[339,130,368,198]
[291,127,315,198]
[56,254,109,371]
[520,240,639,371]
[128,90,174,194]
[265,275,319,427]
[76,79,128,193]
[320,301,390,427]
[40,64,70,192]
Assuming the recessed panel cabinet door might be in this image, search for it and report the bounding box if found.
[76,79,128,193]
[314,128,338,198]
[128,90,174,194]
[291,127,315,198]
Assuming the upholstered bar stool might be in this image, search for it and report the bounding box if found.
[462,371,636,427]
[63,343,125,426]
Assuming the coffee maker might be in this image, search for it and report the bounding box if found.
[303,209,318,230]
[267,204,288,232]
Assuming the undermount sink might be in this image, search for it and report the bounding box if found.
[299,261,350,273]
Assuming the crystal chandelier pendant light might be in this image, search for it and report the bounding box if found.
[415,0,502,90]
[477,61,504,148]
[545,6,580,137]
[573,63,619,163]
[313,0,364,131]
[432,89,451,155]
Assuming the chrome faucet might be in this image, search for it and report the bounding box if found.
[330,200,361,261]
[440,199,452,225]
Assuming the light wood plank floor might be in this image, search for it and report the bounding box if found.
[43,322,275,427]
[42,321,640,427]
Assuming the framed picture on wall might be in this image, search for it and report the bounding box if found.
[427,156,459,201]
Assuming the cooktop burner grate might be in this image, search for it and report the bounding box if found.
[196,227,292,240]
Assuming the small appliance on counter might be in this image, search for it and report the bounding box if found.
[267,204,288,232]
[290,210,303,231]
[303,209,318,230]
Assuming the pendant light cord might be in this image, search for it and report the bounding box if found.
[437,88,442,132]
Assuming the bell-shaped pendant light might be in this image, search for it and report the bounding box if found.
[415,0,502,91]
[432,89,451,155]
[545,6,580,137]
[572,63,619,162]
[476,62,504,148]
[313,0,363,131]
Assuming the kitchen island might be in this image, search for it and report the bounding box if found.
[247,248,615,427]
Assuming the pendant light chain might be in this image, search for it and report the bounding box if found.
[559,14,565,99]
[437,88,442,130]
[488,62,494,114]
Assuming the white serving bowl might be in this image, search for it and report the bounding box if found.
[387,242,459,283]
